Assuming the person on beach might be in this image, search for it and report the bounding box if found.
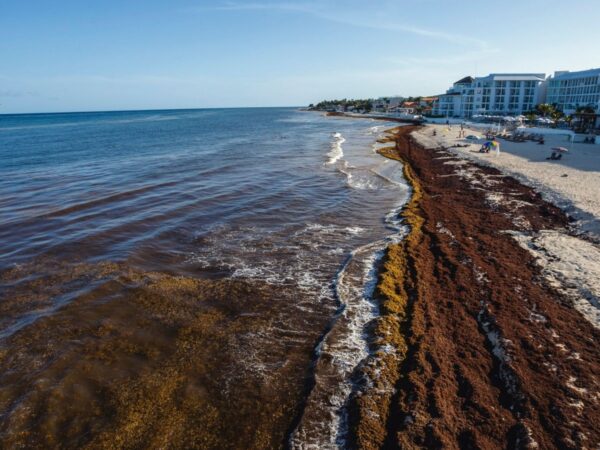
[546,150,563,160]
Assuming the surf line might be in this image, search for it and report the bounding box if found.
[288,127,412,449]
[326,132,346,165]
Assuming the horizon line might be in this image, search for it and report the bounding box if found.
[0,105,307,117]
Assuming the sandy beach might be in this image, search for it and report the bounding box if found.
[347,125,600,448]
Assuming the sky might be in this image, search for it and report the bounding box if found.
[1,0,599,113]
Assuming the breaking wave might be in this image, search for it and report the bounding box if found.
[290,127,409,449]
[327,132,346,164]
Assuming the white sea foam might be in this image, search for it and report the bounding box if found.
[340,166,384,191]
[370,161,407,188]
[346,173,379,190]
[368,125,381,134]
[326,132,346,164]
[290,225,408,449]
[290,129,410,448]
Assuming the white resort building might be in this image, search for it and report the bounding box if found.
[545,68,600,115]
[433,73,546,118]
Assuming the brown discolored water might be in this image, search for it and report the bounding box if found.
[0,108,408,448]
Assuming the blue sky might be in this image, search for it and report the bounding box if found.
[1,0,599,113]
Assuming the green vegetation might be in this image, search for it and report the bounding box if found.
[309,99,373,113]
[523,103,597,130]
[573,105,597,131]
[535,103,559,118]
[523,103,565,126]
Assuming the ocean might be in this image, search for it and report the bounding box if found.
[0,108,409,448]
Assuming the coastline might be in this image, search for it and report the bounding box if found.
[0,110,414,449]
[2,109,390,449]
[324,111,423,125]
[349,125,600,448]
[2,109,599,448]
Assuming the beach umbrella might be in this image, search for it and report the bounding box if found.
[552,146,569,153]
[483,141,499,150]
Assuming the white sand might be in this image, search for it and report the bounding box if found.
[412,124,600,329]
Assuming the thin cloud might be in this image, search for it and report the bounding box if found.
[209,1,316,13]
[39,75,205,85]
[195,1,490,49]
[384,48,501,67]
[0,89,40,98]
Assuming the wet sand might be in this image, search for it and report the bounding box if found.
[349,126,600,448]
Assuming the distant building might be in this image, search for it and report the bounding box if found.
[433,74,546,118]
[546,68,600,115]
[400,101,418,113]
[387,96,404,110]
[371,96,404,113]
[419,96,438,115]
[389,105,417,115]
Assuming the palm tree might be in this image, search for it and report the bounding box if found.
[574,106,597,132]
[536,103,555,118]
[525,112,538,123]
[576,106,596,114]
[550,110,564,127]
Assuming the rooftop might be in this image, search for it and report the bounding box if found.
[480,73,546,82]
[454,76,474,85]
[551,68,600,80]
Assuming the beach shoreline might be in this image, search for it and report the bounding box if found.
[1,110,599,448]
[324,110,423,125]
[412,123,600,242]
[0,110,413,449]
[347,125,600,448]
